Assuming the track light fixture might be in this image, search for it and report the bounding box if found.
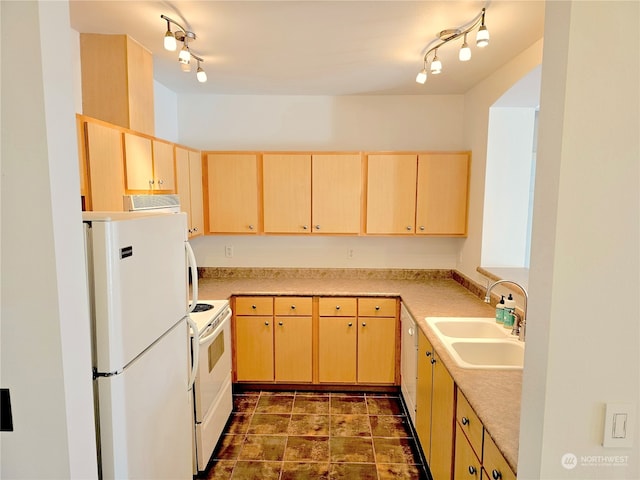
[160,14,207,83]
[416,7,489,84]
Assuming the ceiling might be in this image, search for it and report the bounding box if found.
[69,1,545,96]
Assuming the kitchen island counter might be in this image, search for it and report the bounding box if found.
[197,268,521,473]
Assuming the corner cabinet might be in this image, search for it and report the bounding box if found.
[232,295,399,387]
[205,153,259,234]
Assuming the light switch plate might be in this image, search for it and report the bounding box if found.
[603,403,635,448]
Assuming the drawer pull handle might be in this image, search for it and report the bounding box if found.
[462,416,469,426]
[251,305,257,310]
[264,321,269,326]
[375,305,380,310]
[335,305,341,310]
[290,305,296,310]
[468,466,477,475]
[492,469,502,480]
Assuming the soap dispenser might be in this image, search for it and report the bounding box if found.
[495,295,505,324]
[503,294,516,329]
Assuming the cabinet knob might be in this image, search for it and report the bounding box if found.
[375,305,380,311]
[278,321,283,326]
[468,466,477,475]
[248,225,255,230]
[252,305,257,310]
[406,226,412,231]
[348,322,353,327]
[420,225,425,231]
[492,469,502,480]
[149,180,155,186]
[188,228,193,234]
[264,321,269,326]
[193,227,198,232]
[290,305,296,310]
[431,357,436,365]
[335,305,341,310]
[425,351,432,357]
[158,179,164,185]
[361,322,366,327]
[462,416,470,426]
[303,225,308,230]
[315,225,321,230]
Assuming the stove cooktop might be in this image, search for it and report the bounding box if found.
[188,299,230,333]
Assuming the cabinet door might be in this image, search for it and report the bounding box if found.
[357,316,396,384]
[416,153,469,235]
[263,153,311,233]
[188,150,204,236]
[312,154,362,234]
[415,330,434,459]
[123,132,154,191]
[235,316,274,382]
[454,423,481,480]
[430,352,455,480]
[318,317,357,383]
[275,316,312,382]
[152,140,175,191]
[366,154,418,234]
[84,121,125,211]
[482,433,516,480]
[207,153,259,233]
[175,147,192,228]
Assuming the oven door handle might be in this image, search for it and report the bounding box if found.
[185,314,199,390]
[199,309,232,346]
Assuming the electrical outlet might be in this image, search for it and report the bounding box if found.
[225,245,233,258]
[347,248,354,259]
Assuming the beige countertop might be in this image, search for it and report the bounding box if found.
[196,268,521,473]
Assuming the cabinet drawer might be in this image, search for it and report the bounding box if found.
[234,296,274,316]
[358,297,397,317]
[455,423,482,480]
[482,433,516,480]
[457,391,484,459]
[274,297,312,316]
[319,297,357,316]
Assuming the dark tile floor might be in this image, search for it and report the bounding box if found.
[197,391,428,480]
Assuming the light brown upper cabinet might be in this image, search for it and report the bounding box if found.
[206,153,259,234]
[176,146,204,238]
[366,154,418,234]
[312,154,362,234]
[262,154,312,233]
[123,133,175,192]
[366,152,470,236]
[83,120,126,211]
[416,153,469,235]
[80,34,154,136]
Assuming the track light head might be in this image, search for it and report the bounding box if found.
[164,20,177,51]
[416,67,428,84]
[161,14,207,84]
[430,52,442,74]
[459,33,471,61]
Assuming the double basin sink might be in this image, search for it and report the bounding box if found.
[425,317,524,370]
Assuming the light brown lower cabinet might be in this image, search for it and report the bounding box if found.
[454,391,516,480]
[233,295,398,386]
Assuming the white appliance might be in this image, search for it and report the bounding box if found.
[188,300,233,473]
[84,210,198,479]
[401,303,418,425]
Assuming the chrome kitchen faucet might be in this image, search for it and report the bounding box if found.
[484,279,528,341]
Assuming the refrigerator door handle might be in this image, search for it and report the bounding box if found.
[185,314,199,390]
[185,241,199,313]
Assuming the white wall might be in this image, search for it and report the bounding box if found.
[154,80,179,142]
[519,2,639,478]
[481,107,536,267]
[177,94,468,268]
[1,2,97,478]
[457,40,544,282]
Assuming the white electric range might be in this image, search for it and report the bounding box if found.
[188,299,232,473]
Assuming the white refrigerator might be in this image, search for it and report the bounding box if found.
[83,211,195,479]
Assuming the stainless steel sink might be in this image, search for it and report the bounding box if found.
[425,317,524,370]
